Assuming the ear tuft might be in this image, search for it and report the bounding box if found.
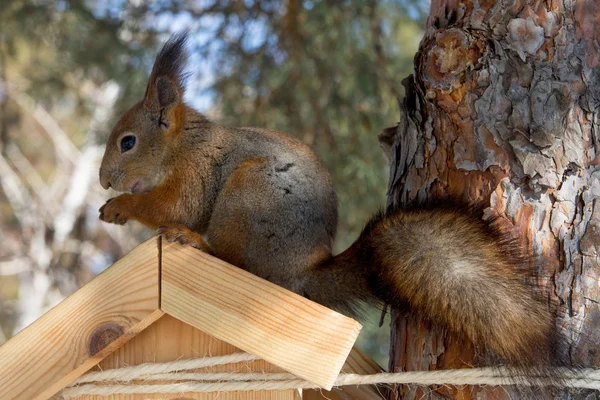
[143,31,190,112]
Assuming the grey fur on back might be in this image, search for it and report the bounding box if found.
[173,111,338,292]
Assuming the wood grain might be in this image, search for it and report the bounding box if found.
[69,314,300,400]
[0,237,162,400]
[304,347,385,400]
[161,242,362,390]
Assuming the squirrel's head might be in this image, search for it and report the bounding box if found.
[99,32,189,194]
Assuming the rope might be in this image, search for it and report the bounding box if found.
[62,353,600,397]
[119,372,300,382]
[73,352,259,384]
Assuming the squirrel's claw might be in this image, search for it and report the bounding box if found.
[99,197,128,225]
[158,225,211,253]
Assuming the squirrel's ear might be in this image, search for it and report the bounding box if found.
[155,76,179,110]
[143,31,189,113]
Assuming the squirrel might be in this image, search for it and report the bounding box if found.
[99,32,561,372]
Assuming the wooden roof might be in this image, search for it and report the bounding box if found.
[0,237,363,399]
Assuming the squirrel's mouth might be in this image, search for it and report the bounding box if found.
[130,180,150,194]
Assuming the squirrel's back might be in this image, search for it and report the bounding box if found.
[193,124,339,291]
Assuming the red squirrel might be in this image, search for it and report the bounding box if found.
[99,32,560,371]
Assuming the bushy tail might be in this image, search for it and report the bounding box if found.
[303,204,563,370]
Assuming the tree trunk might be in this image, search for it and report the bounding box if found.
[383,0,600,398]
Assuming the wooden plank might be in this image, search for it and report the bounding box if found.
[0,237,162,400]
[161,242,362,390]
[304,347,386,400]
[68,314,299,400]
[342,346,384,374]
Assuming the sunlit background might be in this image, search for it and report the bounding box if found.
[0,0,426,366]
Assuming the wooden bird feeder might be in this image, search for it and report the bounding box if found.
[0,237,383,400]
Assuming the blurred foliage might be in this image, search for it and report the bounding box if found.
[0,0,425,365]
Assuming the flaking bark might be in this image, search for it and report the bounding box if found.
[383,1,600,399]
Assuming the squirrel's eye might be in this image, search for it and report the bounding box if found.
[120,135,136,153]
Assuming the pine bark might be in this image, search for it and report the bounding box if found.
[382,1,600,398]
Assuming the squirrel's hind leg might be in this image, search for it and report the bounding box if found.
[158,224,212,253]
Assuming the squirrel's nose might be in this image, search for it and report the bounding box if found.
[99,172,112,190]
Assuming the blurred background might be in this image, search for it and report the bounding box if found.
[0,0,426,366]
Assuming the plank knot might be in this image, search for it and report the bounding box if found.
[88,323,124,356]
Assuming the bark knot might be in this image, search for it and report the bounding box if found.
[506,17,544,62]
[421,28,481,93]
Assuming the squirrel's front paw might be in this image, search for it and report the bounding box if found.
[99,197,129,225]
